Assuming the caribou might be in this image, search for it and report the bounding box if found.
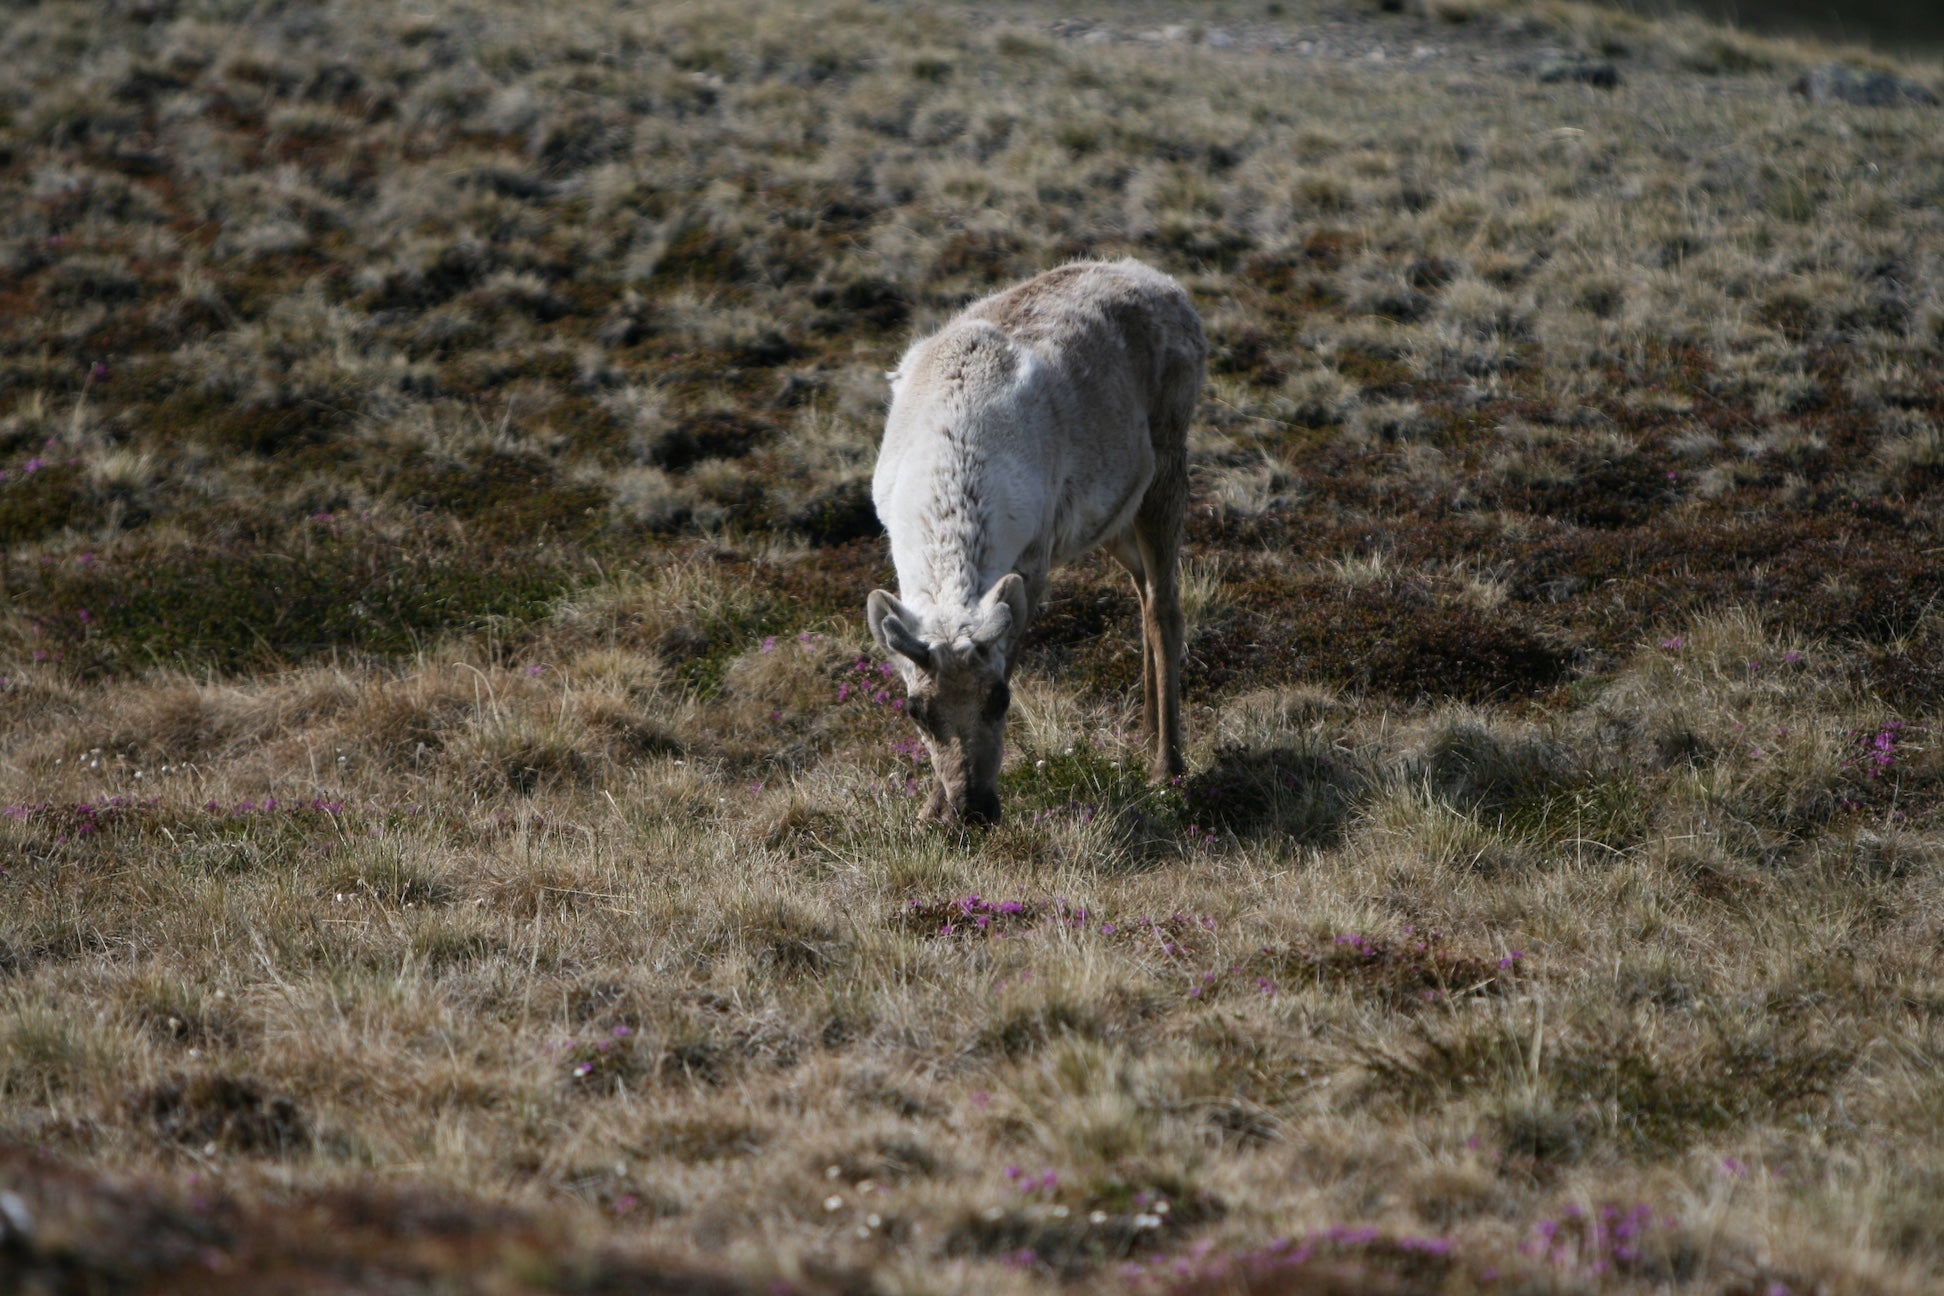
[866,259,1205,824]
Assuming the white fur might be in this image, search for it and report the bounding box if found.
[871,258,1202,655]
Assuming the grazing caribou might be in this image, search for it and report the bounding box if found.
[866,259,1205,825]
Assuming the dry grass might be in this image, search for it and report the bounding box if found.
[2,0,1943,1292]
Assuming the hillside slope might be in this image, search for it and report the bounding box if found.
[2,2,1942,1292]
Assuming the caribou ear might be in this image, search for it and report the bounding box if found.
[973,573,1029,649]
[868,589,933,670]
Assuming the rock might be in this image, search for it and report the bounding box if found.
[1794,63,1939,108]
[1536,56,1620,89]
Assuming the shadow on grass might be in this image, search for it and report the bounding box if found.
[1182,741,1366,846]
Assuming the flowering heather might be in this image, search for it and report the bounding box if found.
[1522,1203,1684,1281]
[1124,1223,1466,1290]
[558,1023,648,1088]
[1005,1166,1059,1195]
[900,897,1216,959]
[835,657,903,709]
[1855,720,1910,779]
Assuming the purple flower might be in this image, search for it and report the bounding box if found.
[760,636,776,653]
[1659,636,1685,650]
[89,361,110,383]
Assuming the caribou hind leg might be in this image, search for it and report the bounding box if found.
[1132,367,1192,784]
[1109,535,1159,749]
[1133,496,1184,783]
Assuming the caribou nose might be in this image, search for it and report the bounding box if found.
[962,788,1001,827]
[923,783,1001,828]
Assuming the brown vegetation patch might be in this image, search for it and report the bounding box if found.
[0,1142,847,1295]
[1196,571,1572,703]
[1491,446,1678,529]
[1509,515,1944,647]
[3,1,1943,1290]
[137,1074,308,1155]
[1257,931,1523,1012]
[943,1176,1223,1278]
[645,411,777,472]
[389,451,607,533]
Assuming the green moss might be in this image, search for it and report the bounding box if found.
[1495,777,1649,854]
[999,744,1150,811]
[386,449,607,534]
[12,523,579,675]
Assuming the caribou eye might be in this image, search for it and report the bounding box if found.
[980,680,1011,723]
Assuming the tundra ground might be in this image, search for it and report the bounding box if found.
[2,1,1943,1292]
